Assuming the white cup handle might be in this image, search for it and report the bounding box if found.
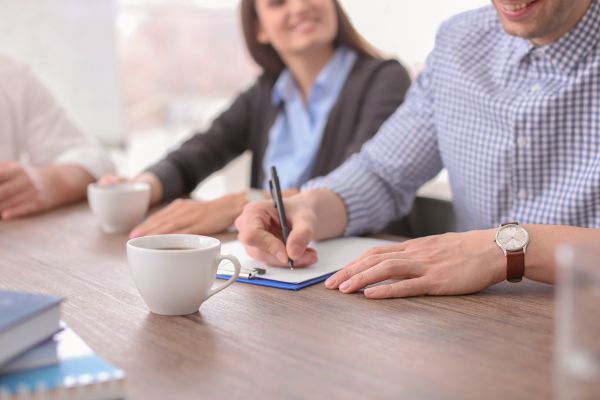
[205,254,241,301]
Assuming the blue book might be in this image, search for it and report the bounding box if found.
[0,328,125,400]
[0,334,59,375]
[0,291,62,366]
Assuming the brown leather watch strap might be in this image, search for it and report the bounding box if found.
[506,250,525,282]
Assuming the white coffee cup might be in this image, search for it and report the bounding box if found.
[87,182,151,234]
[126,234,241,315]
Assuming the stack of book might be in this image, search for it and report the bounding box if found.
[0,290,125,399]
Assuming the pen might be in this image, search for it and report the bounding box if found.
[269,166,294,270]
[218,266,266,279]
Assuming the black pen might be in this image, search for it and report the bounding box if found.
[269,166,294,270]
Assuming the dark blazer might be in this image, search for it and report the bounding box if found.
[147,55,411,202]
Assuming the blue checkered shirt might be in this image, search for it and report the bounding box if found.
[305,3,600,234]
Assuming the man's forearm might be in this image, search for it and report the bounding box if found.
[302,188,349,241]
[523,224,600,284]
[43,164,95,206]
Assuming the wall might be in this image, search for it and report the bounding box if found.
[0,0,124,146]
[344,0,489,71]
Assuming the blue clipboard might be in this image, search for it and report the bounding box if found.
[217,237,396,291]
[216,272,335,291]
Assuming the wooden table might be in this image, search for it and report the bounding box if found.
[0,204,554,400]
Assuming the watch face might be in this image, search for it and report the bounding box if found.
[496,224,529,251]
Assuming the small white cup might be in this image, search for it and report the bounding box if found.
[126,234,241,316]
[87,182,151,234]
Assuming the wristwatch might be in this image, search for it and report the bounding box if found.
[495,222,529,282]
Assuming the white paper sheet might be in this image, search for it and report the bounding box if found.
[219,237,396,284]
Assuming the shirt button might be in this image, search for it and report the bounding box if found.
[531,49,544,61]
[518,189,527,200]
[517,136,527,147]
[531,84,541,93]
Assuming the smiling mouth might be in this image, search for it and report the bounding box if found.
[291,18,318,32]
[499,0,540,15]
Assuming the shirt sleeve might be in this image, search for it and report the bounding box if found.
[304,53,443,236]
[19,67,114,178]
[145,82,258,202]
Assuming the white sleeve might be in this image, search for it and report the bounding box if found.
[19,67,115,178]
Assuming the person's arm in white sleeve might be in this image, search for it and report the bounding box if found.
[19,67,114,178]
[0,66,114,219]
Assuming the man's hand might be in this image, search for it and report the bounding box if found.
[0,161,93,219]
[324,230,507,299]
[235,197,319,267]
[129,194,247,238]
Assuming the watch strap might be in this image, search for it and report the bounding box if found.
[501,221,518,227]
[498,222,526,283]
[506,250,525,282]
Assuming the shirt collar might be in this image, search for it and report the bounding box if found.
[508,0,600,74]
[507,35,535,66]
[271,69,295,106]
[271,46,356,106]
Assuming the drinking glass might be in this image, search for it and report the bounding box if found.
[555,244,600,400]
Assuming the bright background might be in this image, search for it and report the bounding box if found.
[0,0,488,199]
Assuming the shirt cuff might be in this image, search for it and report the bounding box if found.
[146,160,187,203]
[302,155,410,236]
[302,177,387,236]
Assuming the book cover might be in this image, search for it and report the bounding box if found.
[0,336,58,375]
[0,291,62,366]
[0,328,125,400]
[0,291,62,334]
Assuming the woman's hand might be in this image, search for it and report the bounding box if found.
[129,193,248,238]
[96,174,130,185]
[98,172,163,205]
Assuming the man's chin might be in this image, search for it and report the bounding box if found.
[499,22,535,39]
[492,0,547,40]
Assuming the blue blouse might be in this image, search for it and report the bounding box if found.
[262,46,357,189]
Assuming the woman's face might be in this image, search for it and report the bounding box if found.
[254,0,338,58]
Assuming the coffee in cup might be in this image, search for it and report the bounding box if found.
[126,234,241,315]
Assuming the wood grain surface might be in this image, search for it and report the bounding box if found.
[0,204,554,400]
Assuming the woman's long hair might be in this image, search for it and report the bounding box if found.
[240,0,380,75]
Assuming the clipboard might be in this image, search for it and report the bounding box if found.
[216,237,395,290]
